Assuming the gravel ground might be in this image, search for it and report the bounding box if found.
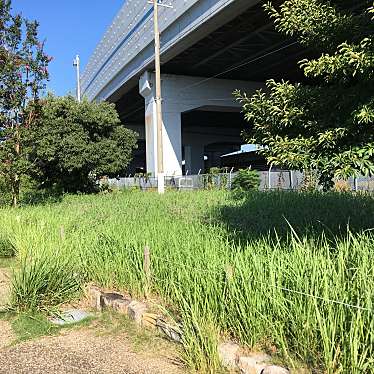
[0,327,185,374]
[0,267,185,374]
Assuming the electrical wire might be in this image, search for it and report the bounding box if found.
[138,250,374,313]
[176,41,299,93]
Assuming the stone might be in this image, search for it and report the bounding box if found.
[50,309,92,325]
[142,319,157,330]
[127,300,147,324]
[86,286,103,311]
[218,341,240,368]
[249,353,271,364]
[101,292,124,308]
[112,298,131,314]
[142,313,159,330]
[262,365,290,374]
[237,356,266,374]
[156,319,183,343]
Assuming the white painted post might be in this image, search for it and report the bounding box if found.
[153,0,165,194]
[268,164,273,190]
[229,167,234,189]
[290,170,294,190]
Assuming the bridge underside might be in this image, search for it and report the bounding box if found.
[113,2,311,176]
[126,109,247,175]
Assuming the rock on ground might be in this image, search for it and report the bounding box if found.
[262,365,290,374]
[218,341,240,368]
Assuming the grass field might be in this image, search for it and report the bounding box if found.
[0,190,373,373]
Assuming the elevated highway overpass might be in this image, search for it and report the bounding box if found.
[81,0,307,175]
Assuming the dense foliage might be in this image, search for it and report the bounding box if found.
[236,0,374,189]
[29,95,138,193]
[0,0,50,206]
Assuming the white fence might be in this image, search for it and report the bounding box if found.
[106,171,374,192]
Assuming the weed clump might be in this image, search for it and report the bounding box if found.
[11,255,81,311]
[0,235,16,258]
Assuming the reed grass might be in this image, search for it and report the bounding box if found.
[0,190,373,372]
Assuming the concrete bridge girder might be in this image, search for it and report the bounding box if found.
[82,0,260,102]
[139,72,264,176]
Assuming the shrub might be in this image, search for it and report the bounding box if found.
[11,254,80,311]
[231,168,260,191]
[29,95,138,193]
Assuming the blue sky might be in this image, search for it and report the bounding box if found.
[12,0,125,96]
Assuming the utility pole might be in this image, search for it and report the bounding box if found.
[73,55,81,102]
[149,0,172,194]
[153,0,164,194]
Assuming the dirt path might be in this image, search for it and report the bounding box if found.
[0,327,185,374]
[0,267,185,374]
[0,267,10,307]
[0,320,14,349]
[0,267,15,352]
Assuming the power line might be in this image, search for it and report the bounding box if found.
[85,0,299,103]
[122,106,144,120]
[121,98,241,120]
[143,251,373,313]
[120,245,373,314]
[121,39,299,119]
[83,6,155,93]
[85,1,173,96]
[177,41,299,94]
[114,4,300,123]
[84,0,244,97]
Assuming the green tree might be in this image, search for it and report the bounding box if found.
[0,0,50,206]
[29,95,138,192]
[235,1,374,189]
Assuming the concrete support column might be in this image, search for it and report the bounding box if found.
[139,72,182,176]
[184,143,205,174]
[140,72,264,177]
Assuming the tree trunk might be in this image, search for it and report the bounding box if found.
[12,134,21,208]
[11,176,20,208]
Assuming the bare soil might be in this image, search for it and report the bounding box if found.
[0,267,10,307]
[0,267,185,374]
[0,326,185,374]
[0,320,14,349]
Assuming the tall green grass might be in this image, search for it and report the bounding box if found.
[0,190,373,372]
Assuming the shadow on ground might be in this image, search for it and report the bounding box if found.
[212,191,374,243]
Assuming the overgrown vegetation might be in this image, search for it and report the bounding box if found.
[0,190,373,372]
[0,0,50,206]
[235,0,374,189]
